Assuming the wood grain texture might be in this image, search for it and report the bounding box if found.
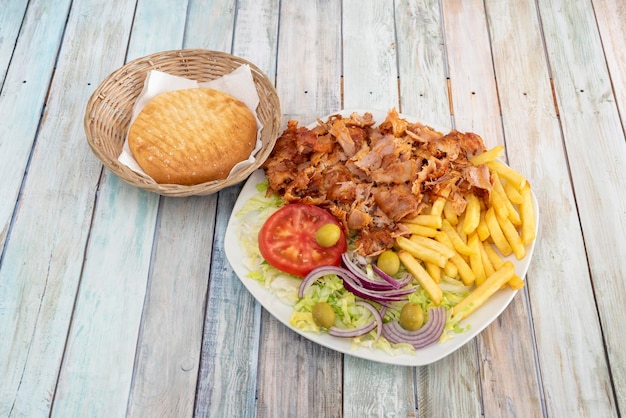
[52,176,159,418]
[344,359,416,417]
[0,0,27,85]
[416,350,482,418]
[0,0,133,416]
[274,0,342,123]
[54,0,188,415]
[194,1,279,416]
[0,0,70,253]
[343,0,399,110]
[485,1,617,417]
[593,0,626,122]
[127,196,216,418]
[441,0,503,145]
[537,0,626,414]
[395,0,451,129]
[194,184,261,418]
[256,319,342,418]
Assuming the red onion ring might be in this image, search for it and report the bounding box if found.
[381,307,447,349]
[299,264,417,303]
[329,301,383,341]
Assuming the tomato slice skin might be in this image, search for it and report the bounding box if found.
[258,203,347,277]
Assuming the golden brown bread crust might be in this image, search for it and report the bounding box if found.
[128,88,257,185]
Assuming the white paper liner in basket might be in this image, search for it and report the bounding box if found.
[118,64,263,183]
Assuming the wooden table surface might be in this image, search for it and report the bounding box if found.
[1,0,625,417]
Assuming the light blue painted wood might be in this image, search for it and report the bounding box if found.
[0,0,70,252]
[0,1,84,417]
[52,176,159,418]
[0,0,28,86]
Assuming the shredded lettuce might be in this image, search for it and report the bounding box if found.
[236,182,473,354]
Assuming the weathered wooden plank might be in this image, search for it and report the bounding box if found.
[441,0,503,146]
[592,0,626,121]
[0,0,27,86]
[53,1,189,416]
[0,0,69,254]
[51,178,159,418]
[535,0,626,414]
[193,183,261,418]
[395,0,451,130]
[471,1,554,416]
[126,196,216,418]
[342,0,399,111]
[194,0,279,416]
[256,321,343,417]
[254,1,343,417]
[0,0,135,416]
[273,0,342,123]
[395,2,482,417]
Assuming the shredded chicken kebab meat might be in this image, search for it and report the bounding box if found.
[262,109,493,257]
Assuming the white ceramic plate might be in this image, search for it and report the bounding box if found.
[224,109,539,366]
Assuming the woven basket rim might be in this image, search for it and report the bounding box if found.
[84,48,281,197]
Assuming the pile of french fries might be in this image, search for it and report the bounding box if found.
[395,145,536,321]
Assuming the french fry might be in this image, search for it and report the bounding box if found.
[443,200,459,225]
[450,253,476,286]
[430,185,451,218]
[398,251,442,305]
[507,274,525,290]
[520,183,536,245]
[476,210,490,241]
[452,261,515,320]
[496,211,526,260]
[489,188,509,221]
[435,231,475,285]
[469,144,504,165]
[425,261,441,284]
[410,235,456,259]
[444,260,459,278]
[395,236,448,268]
[504,182,524,205]
[402,223,439,237]
[482,238,524,289]
[483,241,505,269]
[486,160,526,190]
[492,172,522,226]
[479,240,495,277]
[441,219,475,256]
[462,193,481,235]
[485,207,513,256]
[403,214,442,229]
[467,233,487,286]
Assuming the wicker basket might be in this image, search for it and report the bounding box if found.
[84,49,281,197]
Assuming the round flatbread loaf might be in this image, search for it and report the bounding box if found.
[128,88,257,185]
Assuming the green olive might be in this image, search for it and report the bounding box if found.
[312,302,336,328]
[376,250,400,276]
[315,223,342,247]
[399,302,425,331]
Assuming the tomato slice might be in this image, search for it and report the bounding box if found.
[258,203,347,277]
